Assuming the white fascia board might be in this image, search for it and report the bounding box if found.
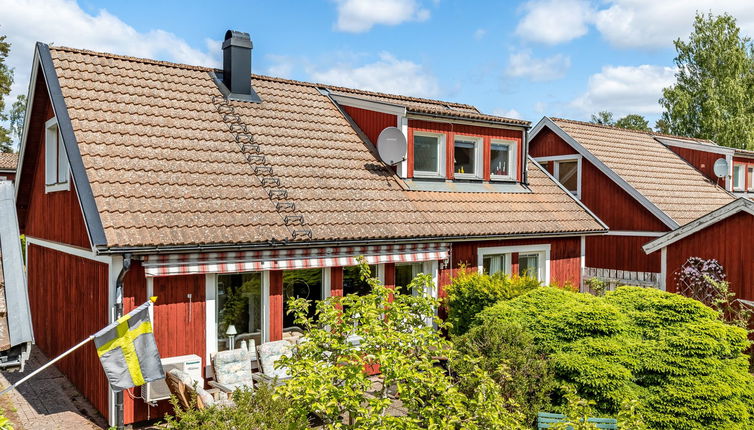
[656,137,734,156]
[329,93,406,117]
[530,117,679,230]
[643,198,754,254]
[605,230,665,237]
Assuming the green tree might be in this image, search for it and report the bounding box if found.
[0,30,13,153]
[8,94,26,149]
[590,111,614,126]
[614,114,651,132]
[654,118,670,134]
[659,13,754,149]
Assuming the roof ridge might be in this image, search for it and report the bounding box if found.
[49,45,214,72]
[323,83,478,111]
[550,117,716,145]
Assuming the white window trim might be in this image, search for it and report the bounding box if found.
[205,274,217,376]
[412,131,446,179]
[452,135,483,180]
[489,139,518,182]
[733,164,745,191]
[748,166,754,191]
[534,155,582,199]
[44,117,70,193]
[477,244,551,285]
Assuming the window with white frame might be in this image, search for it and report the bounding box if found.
[413,132,445,178]
[282,268,324,330]
[216,272,263,351]
[733,164,745,190]
[537,156,581,198]
[748,166,754,191]
[489,139,517,181]
[45,118,69,192]
[395,262,423,294]
[453,136,482,179]
[478,245,550,284]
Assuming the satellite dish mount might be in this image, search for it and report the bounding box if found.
[376,127,407,166]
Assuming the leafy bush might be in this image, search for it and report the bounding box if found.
[445,268,539,335]
[476,286,754,429]
[454,318,555,424]
[163,383,306,429]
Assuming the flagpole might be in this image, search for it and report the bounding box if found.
[0,335,94,396]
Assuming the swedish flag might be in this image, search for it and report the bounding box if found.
[94,298,164,391]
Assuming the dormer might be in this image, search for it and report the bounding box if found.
[325,89,530,190]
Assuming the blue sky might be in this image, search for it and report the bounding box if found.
[4,0,754,134]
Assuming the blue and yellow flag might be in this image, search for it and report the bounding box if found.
[94,298,164,391]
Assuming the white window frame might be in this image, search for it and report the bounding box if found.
[452,135,483,180]
[733,164,745,191]
[535,155,582,199]
[748,166,754,192]
[412,131,446,179]
[489,139,517,182]
[477,244,551,285]
[44,117,70,193]
[481,253,510,276]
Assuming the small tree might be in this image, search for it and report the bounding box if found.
[590,111,614,126]
[279,258,525,429]
[615,114,651,132]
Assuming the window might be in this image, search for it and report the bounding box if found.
[45,118,69,192]
[217,272,263,351]
[283,269,323,330]
[413,133,444,177]
[453,136,482,179]
[518,253,542,280]
[343,265,377,296]
[482,254,506,275]
[748,167,754,191]
[478,245,550,285]
[395,262,423,293]
[535,156,581,198]
[490,140,517,181]
[733,164,744,190]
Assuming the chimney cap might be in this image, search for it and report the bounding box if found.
[223,30,252,49]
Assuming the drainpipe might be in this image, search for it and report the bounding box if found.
[114,254,131,430]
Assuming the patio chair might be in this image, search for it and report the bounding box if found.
[537,412,617,429]
[209,340,256,395]
[166,368,233,410]
[253,340,293,386]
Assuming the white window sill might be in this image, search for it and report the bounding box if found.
[45,182,70,193]
[453,173,481,181]
[413,171,445,179]
[490,175,516,182]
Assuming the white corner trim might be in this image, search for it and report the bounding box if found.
[643,198,754,254]
[659,247,667,291]
[330,93,407,117]
[530,117,679,230]
[204,274,216,377]
[262,271,270,343]
[397,115,409,178]
[580,235,586,271]
[477,244,551,285]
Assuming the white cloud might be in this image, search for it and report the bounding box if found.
[0,0,219,103]
[264,55,295,79]
[571,65,676,116]
[474,28,487,40]
[515,0,593,44]
[333,0,430,33]
[506,50,571,82]
[594,0,754,48]
[492,108,522,119]
[309,52,440,98]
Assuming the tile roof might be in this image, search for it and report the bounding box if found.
[0,153,17,171]
[550,118,735,226]
[46,46,603,248]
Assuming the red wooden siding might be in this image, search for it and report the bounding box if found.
[330,267,344,297]
[17,71,90,248]
[27,244,110,420]
[529,128,579,157]
[269,270,283,341]
[384,262,395,302]
[0,171,15,182]
[121,262,152,425]
[342,105,397,146]
[407,119,524,181]
[664,212,754,300]
[586,236,661,273]
[668,146,724,186]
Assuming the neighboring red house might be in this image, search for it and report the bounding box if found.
[643,198,754,300]
[528,117,734,288]
[14,33,605,427]
[0,153,17,182]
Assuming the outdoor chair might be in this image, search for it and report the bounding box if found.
[254,340,294,386]
[166,368,234,410]
[537,412,617,429]
[209,340,257,394]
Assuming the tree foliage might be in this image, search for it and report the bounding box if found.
[0,29,13,153]
[614,114,651,132]
[9,94,26,148]
[659,13,754,149]
[590,111,614,126]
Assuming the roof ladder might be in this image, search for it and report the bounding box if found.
[211,95,312,241]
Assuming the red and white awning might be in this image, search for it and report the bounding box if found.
[143,243,449,277]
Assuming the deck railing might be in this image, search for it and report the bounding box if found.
[581,267,661,293]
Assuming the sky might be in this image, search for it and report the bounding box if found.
[3,0,754,139]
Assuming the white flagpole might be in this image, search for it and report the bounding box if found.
[0,335,95,396]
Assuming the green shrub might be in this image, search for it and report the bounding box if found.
[477,286,754,429]
[163,383,306,429]
[454,318,555,424]
[445,268,539,335]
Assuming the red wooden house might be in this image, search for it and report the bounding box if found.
[528,117,734,288]
[14,32,605,426]
[0,153,17,182]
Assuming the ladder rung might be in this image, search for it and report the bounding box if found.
[240,143,259,153]
[260,177,280,186]
[246,154,266,164]
[268,189,288,199]
[216,104,233,115]
[212,95,228,106]
[292,229,313,240]
[229,123,247,133]
[276,202,295,212]
[237,134,255,145]
[254,166,273,175]
[285,215,305,226]
[223,113,241,123]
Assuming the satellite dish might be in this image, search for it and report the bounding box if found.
[376,127,407,166]
[713,158,729,178]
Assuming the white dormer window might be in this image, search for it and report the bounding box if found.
[45,117,69,193]
[733,164,744,191]
[413,132,445,178]
[535,155,582,199]
[490,139,517,181]
[453,136,482,179]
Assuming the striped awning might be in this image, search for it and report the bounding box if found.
[143,243,449,277]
